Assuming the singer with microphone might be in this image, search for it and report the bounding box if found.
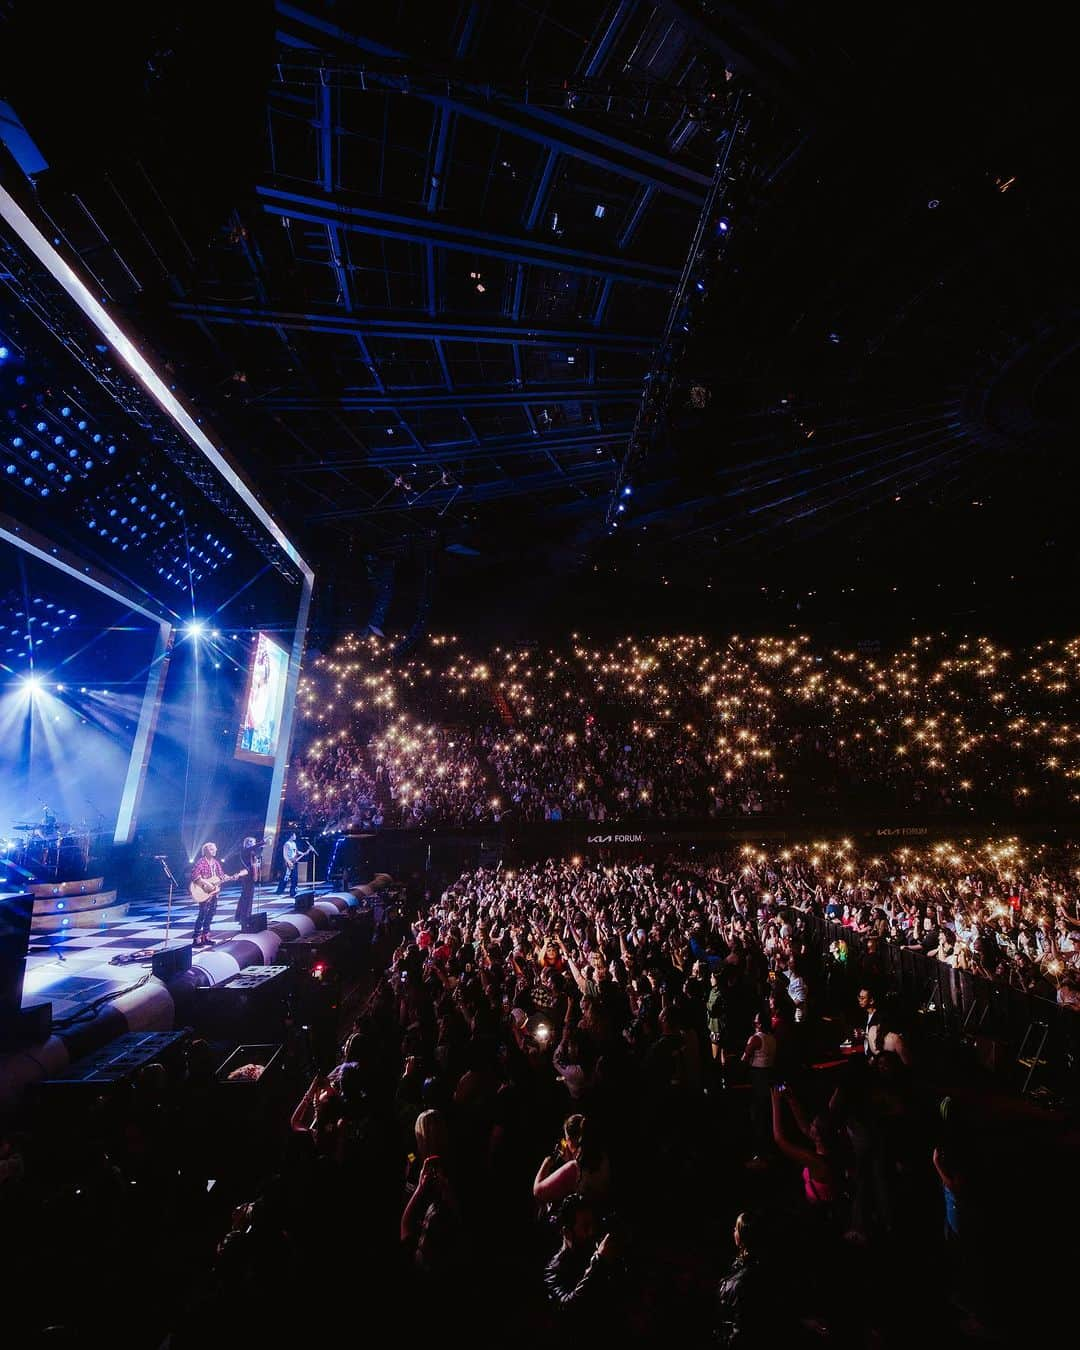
[235,836,263,925]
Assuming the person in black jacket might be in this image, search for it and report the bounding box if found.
[544,1195,617,1337]
[715,1210,789,1349]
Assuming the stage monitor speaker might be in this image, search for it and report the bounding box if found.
[294,889,316,913]
[0,998,52,1051]
[0,892,34,1020]
[151,940,193,981]
[42,1029,190,1092]
[241,912,268,933]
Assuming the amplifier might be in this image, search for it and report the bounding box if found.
[278,931,342,973]
[240,912,269,933]
[196,964,292,1039]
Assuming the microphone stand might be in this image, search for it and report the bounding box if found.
[304,838,320,890]
[156,856,179,946]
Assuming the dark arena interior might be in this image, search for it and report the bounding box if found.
[1,4,1078,1345]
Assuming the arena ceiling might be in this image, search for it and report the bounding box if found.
[1,3,1076,634]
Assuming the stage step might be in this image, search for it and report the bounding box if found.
[32,892,127,932]
[28,877,106,899]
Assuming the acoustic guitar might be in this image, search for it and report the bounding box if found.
[189,868,248,903]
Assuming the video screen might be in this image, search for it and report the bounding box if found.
[235,631,289,764]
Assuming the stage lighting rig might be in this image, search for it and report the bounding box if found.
[183,619,207,640]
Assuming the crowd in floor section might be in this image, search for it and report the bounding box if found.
[6,852,1070,1347]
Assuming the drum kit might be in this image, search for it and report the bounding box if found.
[3,804,106,878]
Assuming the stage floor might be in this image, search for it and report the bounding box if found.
[21,885,321,1021]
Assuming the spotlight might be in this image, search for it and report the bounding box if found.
[184,619,207,639]
[22,675,44,695]
[716,217,730,233]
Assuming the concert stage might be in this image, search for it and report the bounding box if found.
[0,880,380,1106]
[21,883,315,1019]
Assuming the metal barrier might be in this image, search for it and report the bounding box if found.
[803,913,1079,1096]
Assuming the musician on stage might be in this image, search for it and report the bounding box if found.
[190,841,225,947]
[276,832,300,898]
[235,836,262,925]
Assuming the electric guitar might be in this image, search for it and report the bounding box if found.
[284,846,314,874]
[189,868,248,902]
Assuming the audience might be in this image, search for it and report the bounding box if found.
[294,631,1080,829]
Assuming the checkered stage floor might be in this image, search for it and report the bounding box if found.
[22,885,318,1021]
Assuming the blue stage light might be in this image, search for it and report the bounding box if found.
[62,472,72,483]
[61,406,71,416]
[22,476,32,486]
[92,433,102,443]
[107,445,116,455]
[53,435,63,446]
[22,674,43,695]
[35,421,46,432]
[84,460,92,470]
[5,465,15,475]
[623,485,632,497]
[12,437,23,448]
[0,346,8,359]
[29,449,40,460]
[77,420,87,430]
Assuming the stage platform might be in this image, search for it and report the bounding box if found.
[21,884,324,1022]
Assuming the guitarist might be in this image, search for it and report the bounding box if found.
[189,842,232,948]
[275,831,310,899]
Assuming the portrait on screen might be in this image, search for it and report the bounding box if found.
[235,632,289,763]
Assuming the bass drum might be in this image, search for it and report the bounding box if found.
[59,833,88,872]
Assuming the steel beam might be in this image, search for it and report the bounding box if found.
[261,383,640,411]
[274,2,709,202]
[257,183,680,286]
[278,427,630,473]
[170,300,655,349]
[306,462,613,521]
